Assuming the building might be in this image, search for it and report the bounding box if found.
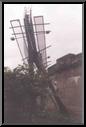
[48,53,82,123]
[48,53,82,75]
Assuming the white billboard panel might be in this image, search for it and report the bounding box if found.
[34,16,47,67]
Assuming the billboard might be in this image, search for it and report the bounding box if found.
[10,19,28,64]
[10,15,47,68]
[34,16,47,68]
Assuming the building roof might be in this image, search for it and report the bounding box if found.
[48,53,82,75]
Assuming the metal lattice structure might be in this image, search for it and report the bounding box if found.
[10,14,48,69]
[10,9,69,116]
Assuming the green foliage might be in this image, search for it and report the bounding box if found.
[4,64,70,124]
[4,64,48,123]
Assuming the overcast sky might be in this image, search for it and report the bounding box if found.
[4,4,82,69]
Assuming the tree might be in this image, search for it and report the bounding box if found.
[4,64,48,123]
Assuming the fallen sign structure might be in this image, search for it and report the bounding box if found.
[10,9,69,117]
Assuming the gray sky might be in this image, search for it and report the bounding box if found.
[4,4,82,69]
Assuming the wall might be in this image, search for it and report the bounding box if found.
[48,53,82,123]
